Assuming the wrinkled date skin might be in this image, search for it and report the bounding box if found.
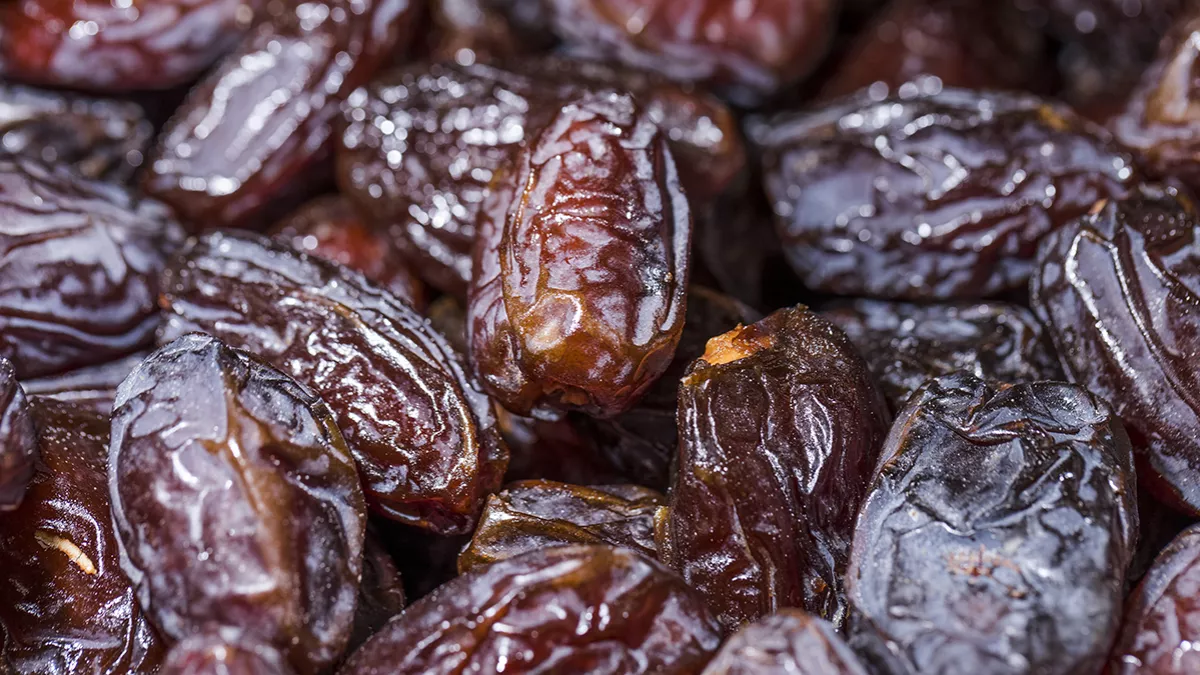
[658,305,890,632]
[109,334,366,675]
[348,532,406,653]
[0,357,36,511]
[458,480,664,572]
[1109,523,1200,674]
[269,195,424,309]
[1031,186,1200,516]
[846,373,1138,675]
[468,90,691,418]
[544,0,836,106]
[0,0,254,92]
[0,83,153,182]
[160,231,506,534]
[20,350,148,415]
[340,545,722,674]
[163,630,295,675]
[0,157,182,379]
[0,398,165,674]
[700,610,870,675]
[752,87,1137,299]
[143,0,419,231]
[824,300,1063,412]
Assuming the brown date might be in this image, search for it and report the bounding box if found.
[426,0,541,64]
[1031,185,1200,516]
[160,231,506,534]
[0,157,182,379]
[700,609,870,675]
[658,304,890,632]
[143,0,419,231]
[0,356,36,511]
[467,89,691,418]
[109,333,366,674]
[751,87,1137,299]
[20,350,148,415]
[0,398,165,674]
[348,530,407,653]
[0,0,254,92]
[339,545,722,674]
[163,629,295,675]
[458,480,663,572]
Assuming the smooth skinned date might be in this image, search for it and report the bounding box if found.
[700,609,870,675]
[0,356,36,511]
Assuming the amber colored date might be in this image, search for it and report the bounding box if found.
[658,305,889,632]
[143,0,419,230]
[0,398,165,674]
[162,629,295,675]
[700,610,869,675]
[458,480,663,572]
[0,357,36,511]
[160,231,506,534]
[339,545,722,674]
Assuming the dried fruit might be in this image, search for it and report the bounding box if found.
[0,356,36,511]
[162,629,295,675]
[20,350,148,415]
[348,531,406,653]
[700,610,869,675]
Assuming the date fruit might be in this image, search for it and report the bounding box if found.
[700,609,869,675]
[847,373,1138,675]
[468,89,690,418]
[20,350,148,415]
[162,629,295,675]
[143,0,419,230]
[458,480,663,572]
[752,87,1137,299]
[339,545,722,674]
[0,357,36,511]
[348,531,406,653]
[658,304,890,631]
[824,299,1062,412]
[109,334,366,674]
[0,398,164,674]
[160,230,506,533]
[0,157,182,378]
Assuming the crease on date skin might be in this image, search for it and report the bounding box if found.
[159,230,506,534]
[20,350,149,415]
[846,373,1138,675]
[659,305,890,633]
[108,333,366,675]
[0,356,36,510]
[699,609,870,675]
[339,545,722,675]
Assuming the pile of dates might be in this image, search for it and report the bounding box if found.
[8,0,1200,673]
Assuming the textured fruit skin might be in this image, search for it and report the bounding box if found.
[824,300,1062,412]
[468,90,691,419]
[751,87,1138,299]
[0,83,153,182]
[1109,523,1200,674]
[0,357,36,511]
[20,350,148,415]
[160,231,506,534]
[658,305,890,632]
[142,0,418,231]
[0,157,183,379]
[0,398,165,674]
[699,609,870,675]
[162,629,296,675]
[847,373,1138,675]
[109,334,366,675]
[347,531,406,654]
[339,545,722,675]
[543,0,836,106]
[0,0,255,92]
[458,480,663,572]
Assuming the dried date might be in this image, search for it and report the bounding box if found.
[163,629,295,675]
[0,357,35,511]
[160,231,506,533]
[657,304,890,632]
[20,350,148,415]
[339,545,721,674]
[458,480,663,572]
[751,87,1137,299]
[0,398,164,674]
[700,610,869,675]
[348,530,406,653]
[0,157,182,379]
[846,373,1138,674]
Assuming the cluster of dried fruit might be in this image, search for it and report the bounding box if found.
[5,0,1200,673]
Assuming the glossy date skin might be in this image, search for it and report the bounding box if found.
[20,350,148,415]
[752,87,1137,299]
[847,373,1138,675]
[143,0,418,231]
[162,629,296,675]
[340,545,722,674]
[700,610,869,675]
[468,90,691,418]
[109,334,366,675]
[0,83,153,182]
[823,299,1062,412]
[160,231,506,534]
[0,357,36,511]
[1031,186,1200,516]
[544,0,836,106]
[0,0,254,92]
[658,305,890,632]
[0,398,165,674]
[458,480,663,572]
[0,157,182,379]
